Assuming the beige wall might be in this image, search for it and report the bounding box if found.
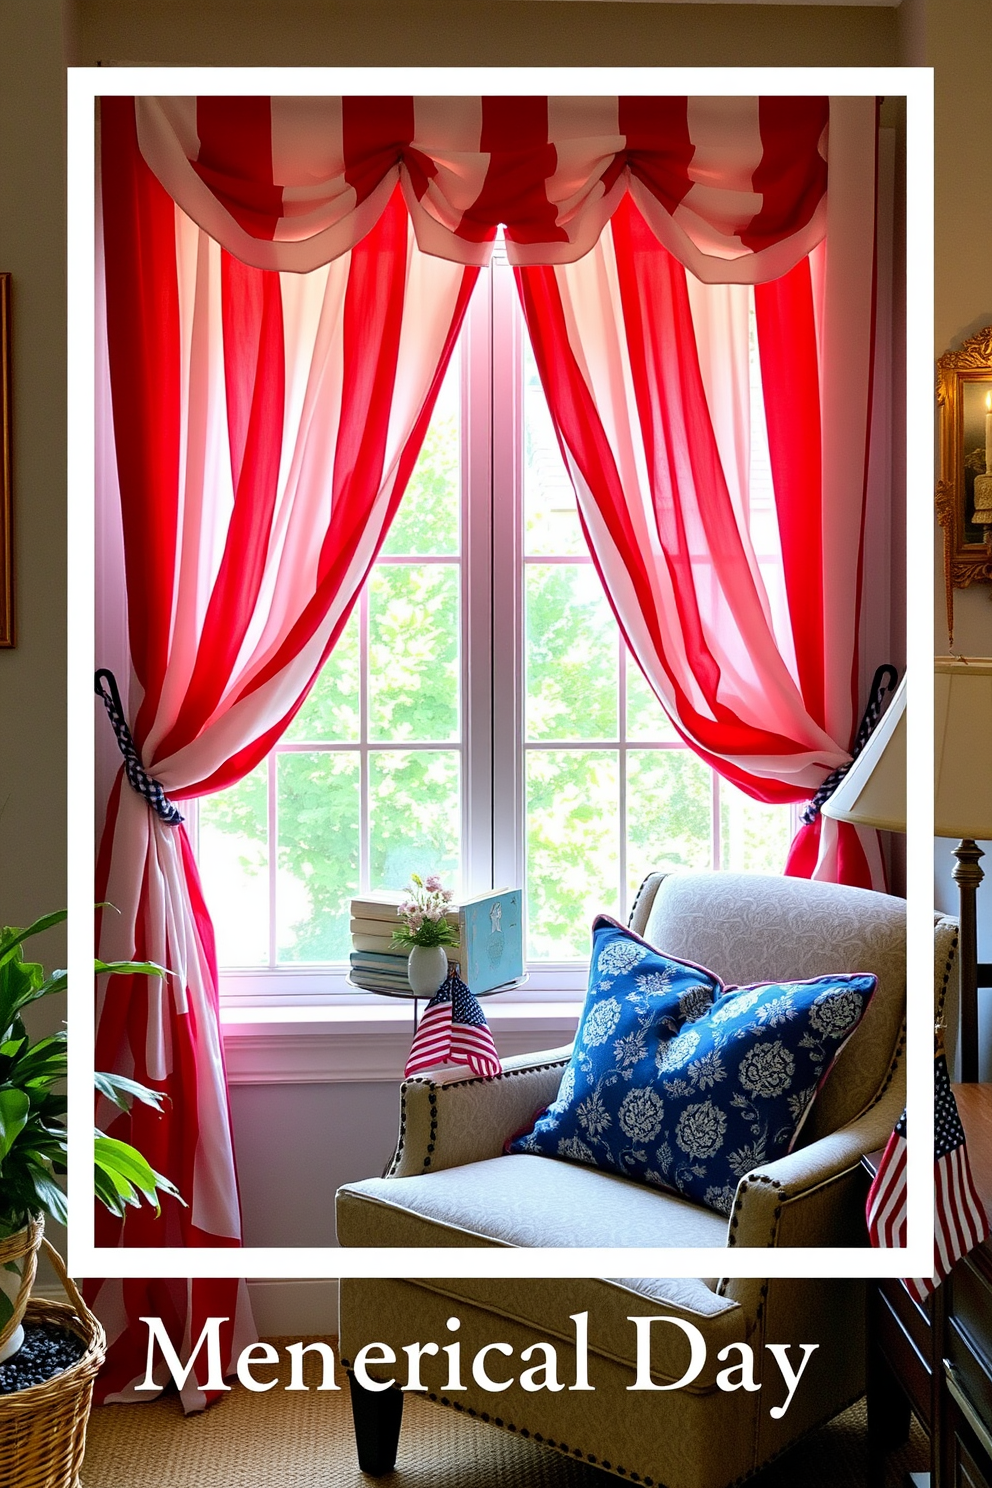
[0,1,70,1265]
[68,0,897,67]
[918,0,992,659]
[0,3,68,963]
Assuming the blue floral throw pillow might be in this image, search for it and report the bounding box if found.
[507,916,876,1215]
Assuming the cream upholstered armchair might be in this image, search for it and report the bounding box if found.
[337,871,956,1488]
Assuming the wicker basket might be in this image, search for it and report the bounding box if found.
[0,1238,106,1488]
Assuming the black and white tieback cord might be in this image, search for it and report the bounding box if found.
[800,662,899,826]
[94,668,184,826]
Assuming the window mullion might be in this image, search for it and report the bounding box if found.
[268,750,277,968]
[490,260,525,897]
[461,268,495,895]
[712,776,722,872]
[359,584,370,892]
[619,641,628,923]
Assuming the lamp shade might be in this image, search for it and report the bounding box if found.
[820,674,906,832]
[935,656,992,841]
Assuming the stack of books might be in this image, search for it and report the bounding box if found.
[348,891,452,995]
[348,888,524,996]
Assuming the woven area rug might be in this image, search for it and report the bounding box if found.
[81,1339,928,1488]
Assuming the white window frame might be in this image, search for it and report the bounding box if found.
[209,255,797,1012]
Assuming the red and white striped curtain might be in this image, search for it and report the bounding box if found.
[133,94,831,276]
[94,93,885,1402]
[94,97,476,1405]
[515,95,882,886]
[126,92,882,879]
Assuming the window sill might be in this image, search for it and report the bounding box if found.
[220,999,582,1085]
[218,963,588,1008]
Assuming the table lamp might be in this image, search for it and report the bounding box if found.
[822,660,992,1082]
[933,658,992,1081]
[820,672,906,836]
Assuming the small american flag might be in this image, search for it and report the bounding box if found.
[404,969,502,1080]
[867,1047,989,1303]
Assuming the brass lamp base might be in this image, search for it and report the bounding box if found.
[953,838,984,1084]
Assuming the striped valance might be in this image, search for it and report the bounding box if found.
[132,94,872,281]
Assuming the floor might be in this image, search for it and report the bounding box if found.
[79,1340,928,1488]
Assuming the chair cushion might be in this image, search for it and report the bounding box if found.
[336,1152,729,1248]
[507,916,876,1214]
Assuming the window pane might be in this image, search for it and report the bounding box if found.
[523,339,584,557]
[198,763,269,967]
[369,564,460,742]
[626,748,713,897]
[284,609,359,743]
[276,752,359,963]
[526,564,617,740]
[720,780,793,875]
[626,658,679,741]
[368,750,460,893]
[526,749,618,958]
[380,357,459,557]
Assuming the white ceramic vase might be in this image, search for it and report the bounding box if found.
[0,1215,43,1364]
[0,1262,26,1364]
[407,943,449,998]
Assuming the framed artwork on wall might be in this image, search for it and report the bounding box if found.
[936,324,992,643]
[0,273,11,648]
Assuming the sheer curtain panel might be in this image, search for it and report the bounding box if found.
[94,97,476,1406]
[514,97,883,886]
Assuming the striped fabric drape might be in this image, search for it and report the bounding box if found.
[133,94,830,278]
[514,96,883,887]
[93,97,476,1405]
[127,94,883,885]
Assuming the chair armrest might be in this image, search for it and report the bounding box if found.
[725,1077,906,1250]
[384,1046,572,1178]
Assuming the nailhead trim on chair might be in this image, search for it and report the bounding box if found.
[627,871,664,929]
[384,1091,409,1178]
[385,1057,572,1176]
[871,1026,905,1105]
[727,1173,784,1248]
[936,927,959,1026]
[384,1100,407,1178]
[425,1089,438,1168]
[410,1388,668,1484]
[410,1057,573,1097]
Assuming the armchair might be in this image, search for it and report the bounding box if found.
[337,871,955,1488]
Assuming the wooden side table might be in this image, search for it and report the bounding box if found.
[864,1085,992,1488]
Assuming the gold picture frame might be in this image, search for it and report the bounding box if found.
[936,324,992,643]
[0,273,10,648]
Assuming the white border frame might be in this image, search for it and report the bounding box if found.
[68,65,934,1281]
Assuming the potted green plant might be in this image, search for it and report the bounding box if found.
[0,911,182,1363]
